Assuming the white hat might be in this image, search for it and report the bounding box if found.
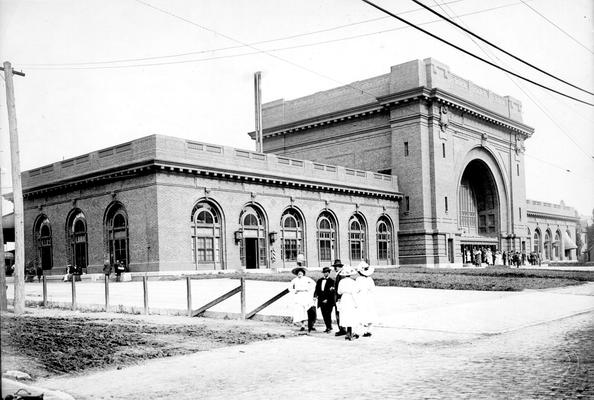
[356,261,375,276]
[339,265,358,276]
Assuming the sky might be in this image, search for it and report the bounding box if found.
[1,0,593,217]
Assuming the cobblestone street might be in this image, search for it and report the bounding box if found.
[35,310,593,400]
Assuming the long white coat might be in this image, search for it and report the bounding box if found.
[288,276,315,323]
[356,275,377,325]
[337,277,359,327]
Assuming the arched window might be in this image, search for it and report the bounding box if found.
[376,217,393,263]
[317,211,337,264]
[239,205,267,269]
[348,214,367,262]
[553,230,561,260]
[280,208,304,262]
[34,215,53,270]
[544,230,552,260]
[533,229,541,254]
[105,203,129,270]
[67,209,88,271]
[191,201,224,269]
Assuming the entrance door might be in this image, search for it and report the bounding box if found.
[447,239,454,263]
[245,238,258,269]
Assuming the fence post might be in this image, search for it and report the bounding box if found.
[42,275,47,307]
[186,276,192,317]
[143,276,149,315]
[240,277,246,319]
[71,276,76,311]
[104,274,110,312]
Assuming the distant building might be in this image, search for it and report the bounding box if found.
[252,58,579,265]
[20,135,400,274]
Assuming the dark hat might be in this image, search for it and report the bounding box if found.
[332,259,343,268]
[291,266,308,275]
[322,266,331,273]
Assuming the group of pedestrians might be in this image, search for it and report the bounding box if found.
[288,257,377,341]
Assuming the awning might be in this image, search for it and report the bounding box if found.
[562,231,577,250]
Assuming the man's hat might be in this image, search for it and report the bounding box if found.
[291,266,308,275]
[332,259,343,268]
[322,266,331,273]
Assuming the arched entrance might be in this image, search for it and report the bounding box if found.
[238,204,268,269]
[458,158,502,260]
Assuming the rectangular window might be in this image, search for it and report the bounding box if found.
[445,196,448,212]
[442,143,446,158]
[519,207,522,221]
[282,239,298,261]
[405,196,410,212]
[319,240,332,261]
[377,240,388,260]
[196,237,214,262]
[517,164,520,176]
[350,241,362,260]
[404,142,409,156]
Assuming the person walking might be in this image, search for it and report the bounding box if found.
[332,259,347,336]
[314,266,335,333]
[337,265,360,341]
[356,261,377,337]
[288,258,316,332]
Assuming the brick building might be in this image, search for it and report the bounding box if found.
[253,58,580,265]
[21,135,400,274]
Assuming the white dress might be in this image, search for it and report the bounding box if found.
[356,276,377,326]
[337,277,359,328]
[288,276,315,323]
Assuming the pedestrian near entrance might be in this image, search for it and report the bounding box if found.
[314,266,335,333]
[332,259,347,336]
[288,256,316,332]
[356,261,377,337]
[337,265,360,341]
[115,260,125,282]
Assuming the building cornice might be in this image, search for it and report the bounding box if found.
[257,86,534,140]
[22,159,402,201]
[526,210,579,223]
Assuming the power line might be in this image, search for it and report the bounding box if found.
[519,0,594,56]
[361,0,594,107]
[132,0,379,100]
[413,0,594,96]
[25,1,532,71]
[431,0,593,161]
[21,0,469,68]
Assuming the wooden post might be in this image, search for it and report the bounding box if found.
[71,276,76,310]
[104,274,110,312]
[254,71,263,152]
[186,276,192,317]
[143,276,148,315]
[240,277,246,319]
[0,167,6,311]
[3,62,26,315]
[42,275,47,307]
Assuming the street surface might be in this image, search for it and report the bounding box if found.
[6,281,592,399]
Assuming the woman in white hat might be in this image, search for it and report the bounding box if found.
[356,261,377,337]
[288,254,315,331]
[336,265,360,340]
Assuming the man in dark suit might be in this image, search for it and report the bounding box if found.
[314,266,335,333]
[331,259,347,336]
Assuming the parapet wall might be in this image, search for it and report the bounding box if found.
[262,58,525,129]
[526,199,578,219]
[22,134,399,195]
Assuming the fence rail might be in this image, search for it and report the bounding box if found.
[16,274,291,321]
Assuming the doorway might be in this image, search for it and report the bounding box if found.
[245,238,258,269]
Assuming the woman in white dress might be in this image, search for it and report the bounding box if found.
[337,265,360,341]
[356,261,377,337]
[288,264,315,331]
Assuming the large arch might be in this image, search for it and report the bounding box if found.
[279,206,306,267]
[33,214,53,270]
[456,146,509,254]
[104,201,130,269]
[316,209,339,266]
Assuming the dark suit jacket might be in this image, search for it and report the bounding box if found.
[314,277,335,308]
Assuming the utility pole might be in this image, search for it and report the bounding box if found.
[2,61,26,314]
[0,166,6,311]
[254,71,263,153]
